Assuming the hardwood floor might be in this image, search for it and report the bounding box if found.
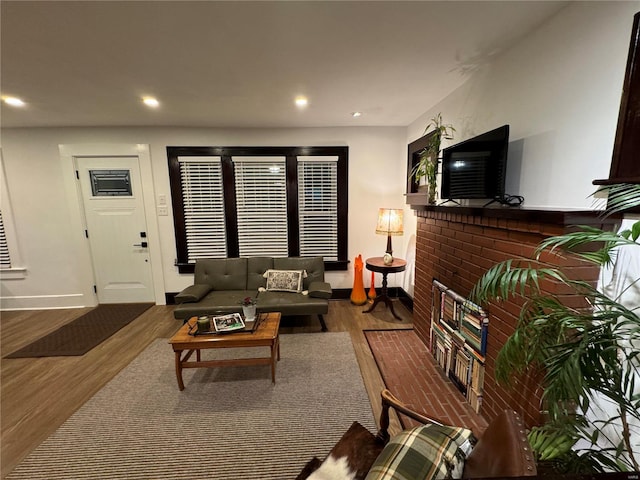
[0,299,412,478]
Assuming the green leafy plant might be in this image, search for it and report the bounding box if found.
[470,183,640,473]
[410,113,455,204]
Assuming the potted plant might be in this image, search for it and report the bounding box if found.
[469,183,640,473]
[410,113,455,204]
[241,296,257,320]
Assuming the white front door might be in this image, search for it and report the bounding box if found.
[77,156,154,303]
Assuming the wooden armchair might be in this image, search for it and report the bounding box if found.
[297,389,537,480]
[376,389,538,478]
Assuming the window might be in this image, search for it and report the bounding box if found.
[178,156,227,262]
[167,146,348,273]
[298,156,338,259]
[0,211,11,269]
[234,157,288,257]
[0,151,24,277]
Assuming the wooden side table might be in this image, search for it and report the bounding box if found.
[363,257,407,320]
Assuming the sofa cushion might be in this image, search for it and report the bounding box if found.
[173,290,254,319]
[365,424,475,480]
[257,291,329,316]
[194,258,248,290]
[247,257,273,290]
[264,269,305,293]
[174,284,212,304]
[274,257,324,289]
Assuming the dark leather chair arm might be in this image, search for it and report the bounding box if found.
[375,389,447,443]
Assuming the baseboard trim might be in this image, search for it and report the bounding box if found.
[0,294,91,311]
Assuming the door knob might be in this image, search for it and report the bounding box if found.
[133,242,148,248]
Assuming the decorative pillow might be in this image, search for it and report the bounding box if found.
[297,422,385,480]
[295,457,322,480]
[263,269,306,293]
[364,424,475,480]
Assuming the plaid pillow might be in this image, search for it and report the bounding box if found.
[264,269,306,293]
[365,424,475,480]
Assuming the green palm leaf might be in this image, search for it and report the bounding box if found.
[472,183,640,472]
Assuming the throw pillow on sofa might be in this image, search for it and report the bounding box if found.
[365,424,475,480]
[263,269,306,293]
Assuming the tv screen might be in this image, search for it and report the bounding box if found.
[441,125,509,200]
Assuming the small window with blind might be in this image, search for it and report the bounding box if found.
[234,157,289,257]
[0,210,11,269]
[178,156,227,263]
[167,146,348,273]
[298,156,338,260]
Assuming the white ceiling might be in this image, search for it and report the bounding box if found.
[1,1,568,129]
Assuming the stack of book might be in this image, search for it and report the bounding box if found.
[429,280,488,413]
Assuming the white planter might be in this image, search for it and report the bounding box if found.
[242,304,257,321]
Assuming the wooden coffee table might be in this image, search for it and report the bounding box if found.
[169,312,281,390]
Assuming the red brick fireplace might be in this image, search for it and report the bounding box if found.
[411,205,619,427]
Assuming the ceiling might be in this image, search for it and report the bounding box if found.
[1,1,568,129]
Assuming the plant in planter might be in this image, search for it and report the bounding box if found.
[410,113,455,204]
[469,183,640,473]
[241,296,257,320]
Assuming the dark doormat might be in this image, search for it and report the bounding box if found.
[5,303,154,358]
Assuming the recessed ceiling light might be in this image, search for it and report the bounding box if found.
[351,112,362,118]
[142,96,160,108]
[295,96,308,108]
[3,96,25,107]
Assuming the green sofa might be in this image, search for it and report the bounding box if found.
[173,257,332,331]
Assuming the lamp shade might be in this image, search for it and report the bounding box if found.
[376,208,404,236]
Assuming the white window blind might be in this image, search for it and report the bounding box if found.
[0,210,11,269]
[298,156,338,260]
[233,157,288,257]
[178,156,227,262]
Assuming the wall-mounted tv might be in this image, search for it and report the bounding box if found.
[441,125,510,202]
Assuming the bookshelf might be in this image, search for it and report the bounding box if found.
[430,279,488,412]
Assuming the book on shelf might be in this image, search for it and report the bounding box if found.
[430,280,488,413]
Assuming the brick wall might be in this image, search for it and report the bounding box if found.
[412,207,614,427]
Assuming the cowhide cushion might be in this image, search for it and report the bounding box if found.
[296,422,385,480]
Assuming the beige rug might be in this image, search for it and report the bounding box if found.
[7,332,376,479]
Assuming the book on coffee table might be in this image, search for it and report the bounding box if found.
[212,313,245,332]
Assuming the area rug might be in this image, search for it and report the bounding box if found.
[5,303,154,358]
[6,332,376,479]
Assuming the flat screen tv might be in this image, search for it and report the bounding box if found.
[441,125,509,201]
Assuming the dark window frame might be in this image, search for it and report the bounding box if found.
[167,146,349,273]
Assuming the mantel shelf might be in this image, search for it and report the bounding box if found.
[407,201,621,228]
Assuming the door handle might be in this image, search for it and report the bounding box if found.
[133,242,148,248]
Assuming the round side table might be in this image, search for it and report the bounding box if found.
[363,257,407,320]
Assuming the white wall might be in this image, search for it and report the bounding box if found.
[0,126,407,309]
[407,1,638,207]
[2,1,638,310]
[402,0,638,287]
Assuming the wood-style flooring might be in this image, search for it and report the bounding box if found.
[0,299,413,479]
